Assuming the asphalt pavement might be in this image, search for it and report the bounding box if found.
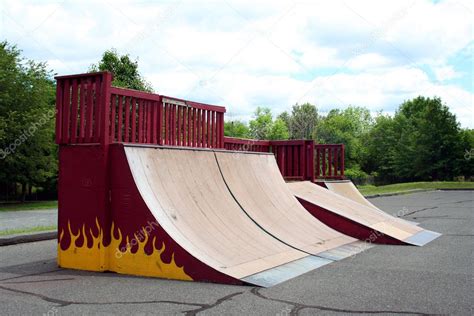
[0,190,472,315]
[0,209,57,232]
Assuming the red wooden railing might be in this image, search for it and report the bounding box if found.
[315,144,345,179]
[223,138,315,181]
[223,137,271,152]
[55,72,225,148]
[272,140,314,181]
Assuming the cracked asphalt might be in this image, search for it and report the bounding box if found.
[0,190,472,315]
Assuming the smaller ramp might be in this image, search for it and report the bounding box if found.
[322,180,419,226]
[289,181,441,246]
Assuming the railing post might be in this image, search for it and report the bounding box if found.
[340,144,345,178]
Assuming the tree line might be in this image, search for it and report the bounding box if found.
[0,42,472,201]
[225,100,473,182]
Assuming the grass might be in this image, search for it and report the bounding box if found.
[0,225,57,236]
[0,200,58,212]
[358,181,474,196]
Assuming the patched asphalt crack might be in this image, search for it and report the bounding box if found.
[0,284,243,314]
[2,277,75,284]
[402,207,438,217]
[183,291,244,315]
[250,288,436,315]
[0,268,62,282]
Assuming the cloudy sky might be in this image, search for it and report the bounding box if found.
[1,0,473,127]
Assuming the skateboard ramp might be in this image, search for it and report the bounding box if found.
[288,181,441,246]
[125,146,335,286]
[215,151,368,260]
[323,180,419,226]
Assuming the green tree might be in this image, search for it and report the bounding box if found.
[0,41,57,201]
[316,106,373,169]
[90,49,153,92]
[392,96,463,180]
[287,103,318,139]
[224,120,250,138]
[249,107,288,140]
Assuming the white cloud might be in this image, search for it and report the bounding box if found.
[433,65,461,82]
[0,0,472,128]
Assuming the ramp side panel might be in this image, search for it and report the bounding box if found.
[296,197,406,245]
[215,151,358,257]
[125,146,314,282]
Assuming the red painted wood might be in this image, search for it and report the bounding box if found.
[110,94,116,142]
[186,107,191,147]
[117,95,123,142]
[206,110,211,147]
[164,103,169,145]
[192,108,197,147]
[124,97,130,142]
[138,99,143,143]
[100,72,112,145]
[196,109,201,148]
[93,76,102,143]
[55,79,63,144]
[79,80,86,142]
[85,79,94,143]
[158,100,163,145]
[131,98,136,143]
[211,111,216,148]
[177,106,182,146]
[70,79,79,143]
[171,104,176,146]
[61,79,71,143]
[297,197,404,245]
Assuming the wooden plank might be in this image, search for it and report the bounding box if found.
[85,79,94,142]
[177,106,182,146]
[61,79,71,143]
[131,98,136,143]
[110,94,116,142]
[78,80,86,142]
[124,97,130,142]
[93,75,102,142]
[158,100,163,145]
[117,95,123,142]
[196,109,201,148]
[138,99,143,143]
[69,79,79,143]
[192,108,196,147]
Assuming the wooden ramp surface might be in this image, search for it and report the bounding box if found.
[323,180,419,226]
[125,146,330,286]
[289,181,441,246]
[215,151,365,260]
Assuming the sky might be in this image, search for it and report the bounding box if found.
[1,0,473,127]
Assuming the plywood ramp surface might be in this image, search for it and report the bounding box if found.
[288,181,426,242]
[215,151,358,256]
[324,180,420,226]
[125,147,310,283]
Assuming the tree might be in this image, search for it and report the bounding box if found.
[0,41,57,201]
[224,120,250,138]
[364,96,467,181]
[316,106,373,169]
[392,96,463,180]
[90,49,153,92]
[249,107,288,140]
[288,103,318,139]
